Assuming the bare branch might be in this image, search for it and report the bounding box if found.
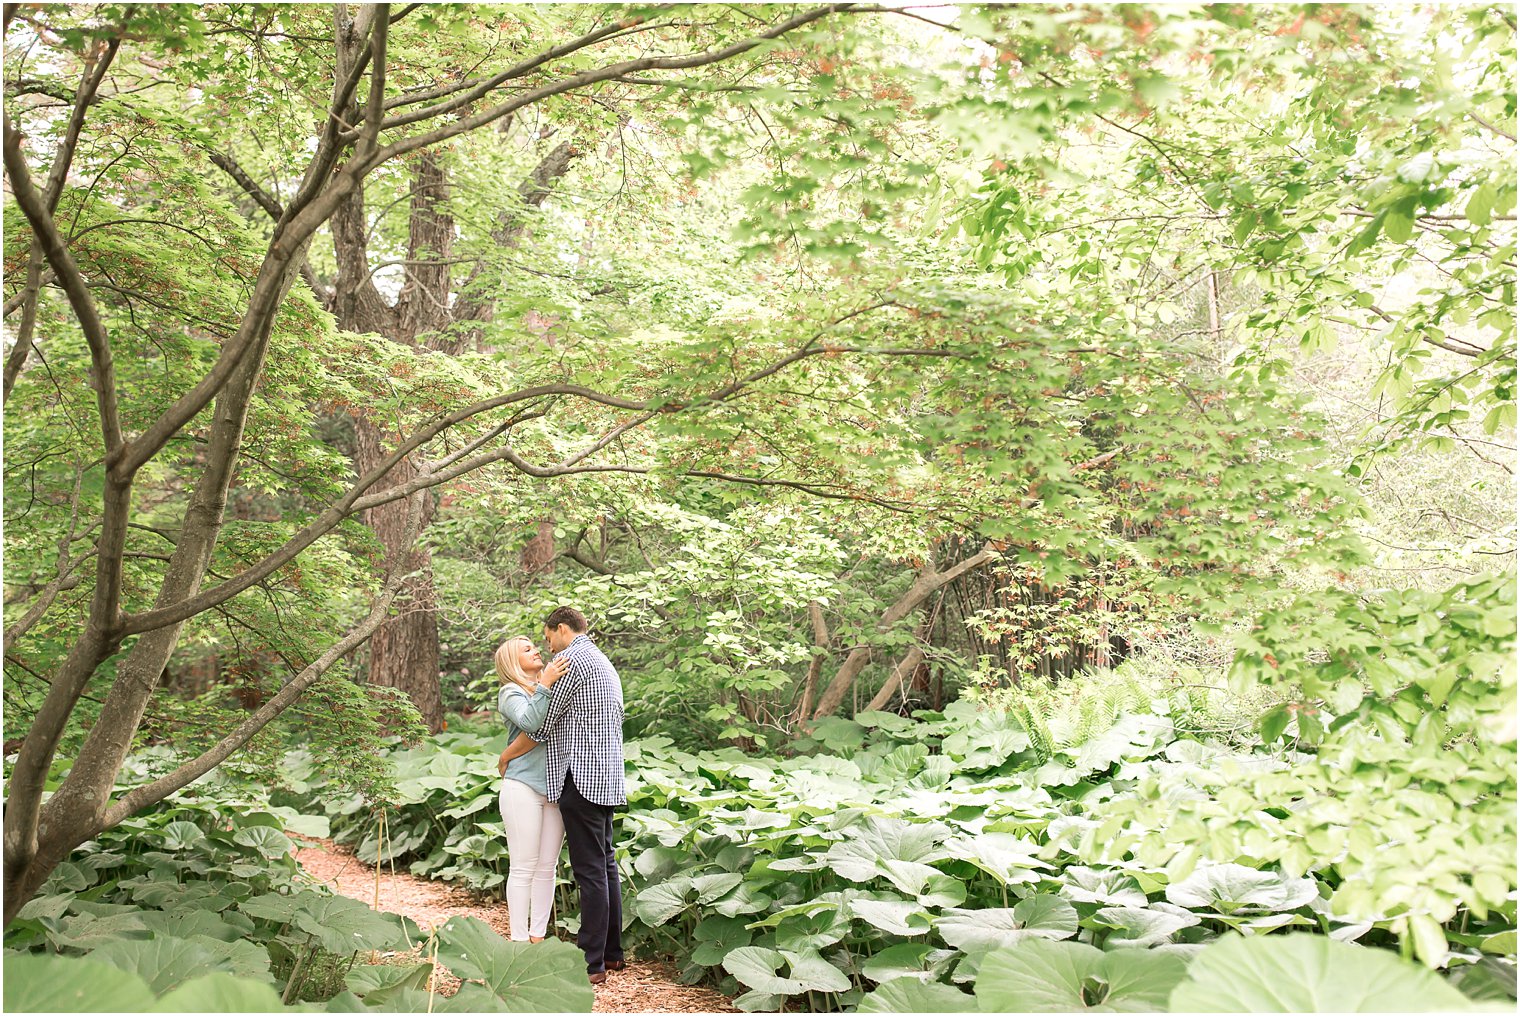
[358,5,854,169]
[359,4,389,153]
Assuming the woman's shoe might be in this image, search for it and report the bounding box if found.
[529,936,545,943]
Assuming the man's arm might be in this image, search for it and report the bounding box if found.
[528,654,586,742]
[498,731,537,776]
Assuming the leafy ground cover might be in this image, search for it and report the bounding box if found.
[283,663,1517,1013]
[1,759,592,1013]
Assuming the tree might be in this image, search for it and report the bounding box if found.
[0,0,887,923]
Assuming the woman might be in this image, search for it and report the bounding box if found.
[493,635,569,942]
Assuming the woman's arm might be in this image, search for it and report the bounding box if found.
[499,684,551,736]
[497,731,537,776]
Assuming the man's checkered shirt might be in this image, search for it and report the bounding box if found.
[532,634,626,806]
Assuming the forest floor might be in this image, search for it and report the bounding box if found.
[291,836,737,1013]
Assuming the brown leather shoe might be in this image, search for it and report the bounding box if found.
[606,960,627,972]
[589,972,607,985]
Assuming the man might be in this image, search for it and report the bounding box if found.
[530,606,626,983]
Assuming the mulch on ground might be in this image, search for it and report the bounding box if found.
[290,836,738,1014]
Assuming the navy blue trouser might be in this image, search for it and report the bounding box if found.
[557,770,623,974]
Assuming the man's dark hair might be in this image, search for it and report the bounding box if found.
[544,606,589,633]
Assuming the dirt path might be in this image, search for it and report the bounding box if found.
[291,836,736,1013]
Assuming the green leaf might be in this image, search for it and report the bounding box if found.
[945,833,1050,886]
[1346,213,1386,256]
[1164,863,1318,913]
[691,915,752,966]
[1384,212,1415,244]
[850,896,934,936]
[936,896,1079,951]
[1408,913,1450,968]
[973,938,1189,1012]
[862,942,956,984]
[2,953,156,1012]
[858,978,977,1012]
[434,915,595,1011]
[293,895,406,955]
[1465,184,1497,226]
[232,825,294,859]
[149,973,285,1012]
[1259,705,1291,744]
[345,962,435,1001]
[824,817,949,882]
[89,935,229,995]
[239,889,327,923]
[1167,934,1477,1011]
[159,822,205,851]
[634,876,694,926]
[1061,867,1148,908]
[1088,905,1200,946]
[723,946,851,996]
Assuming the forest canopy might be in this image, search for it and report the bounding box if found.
[2,3,1515,1012]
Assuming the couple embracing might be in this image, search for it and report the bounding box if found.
[491,606,625,984]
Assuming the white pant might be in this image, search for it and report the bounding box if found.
[498,778,564,940]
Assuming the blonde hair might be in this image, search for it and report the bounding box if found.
[493,636,536,690]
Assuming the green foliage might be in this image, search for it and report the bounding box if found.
[1167,934,1482,1013]
[1,766,592,1013]
[283,668,1515,1011]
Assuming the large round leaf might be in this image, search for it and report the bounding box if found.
[709,881,773,917]
[945,833,1051,887]
[723,946,851,996]
[973,938,1190,1012]
[231,825,294,859]
[1062,867,1149,908]
[775,908,851,952]
[45,910,150,951]
[238,889,328,923]
[937,896,1079,951]
[3,953,156,1012]
[634,876,694,926]
[1089,906,1200,947]
[158,822,206,851]
[691,915,753,966]
[89,935,230,995]
[434,915,594,1011]
[1165,863,1318,914]
[863,943,957,984]
[345,961,435,1001]
[858,979,978,1013]
[1167,934,1479,1012]
[851,897,934,937]
[149,973,284,1012]
[292,895,405,955]
[824,817,950,882]
[876,861,967,906]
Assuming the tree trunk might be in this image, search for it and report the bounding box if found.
[863,646,927,713]
[811,543,997,719]
[331,140,579,732]
[793,600,829,725]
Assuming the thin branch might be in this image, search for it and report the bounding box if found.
[357,5,855,170]
[1469,112,1516,142]
[100,488,427,826]
[208,154,329,301]
[3,116,124,455]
